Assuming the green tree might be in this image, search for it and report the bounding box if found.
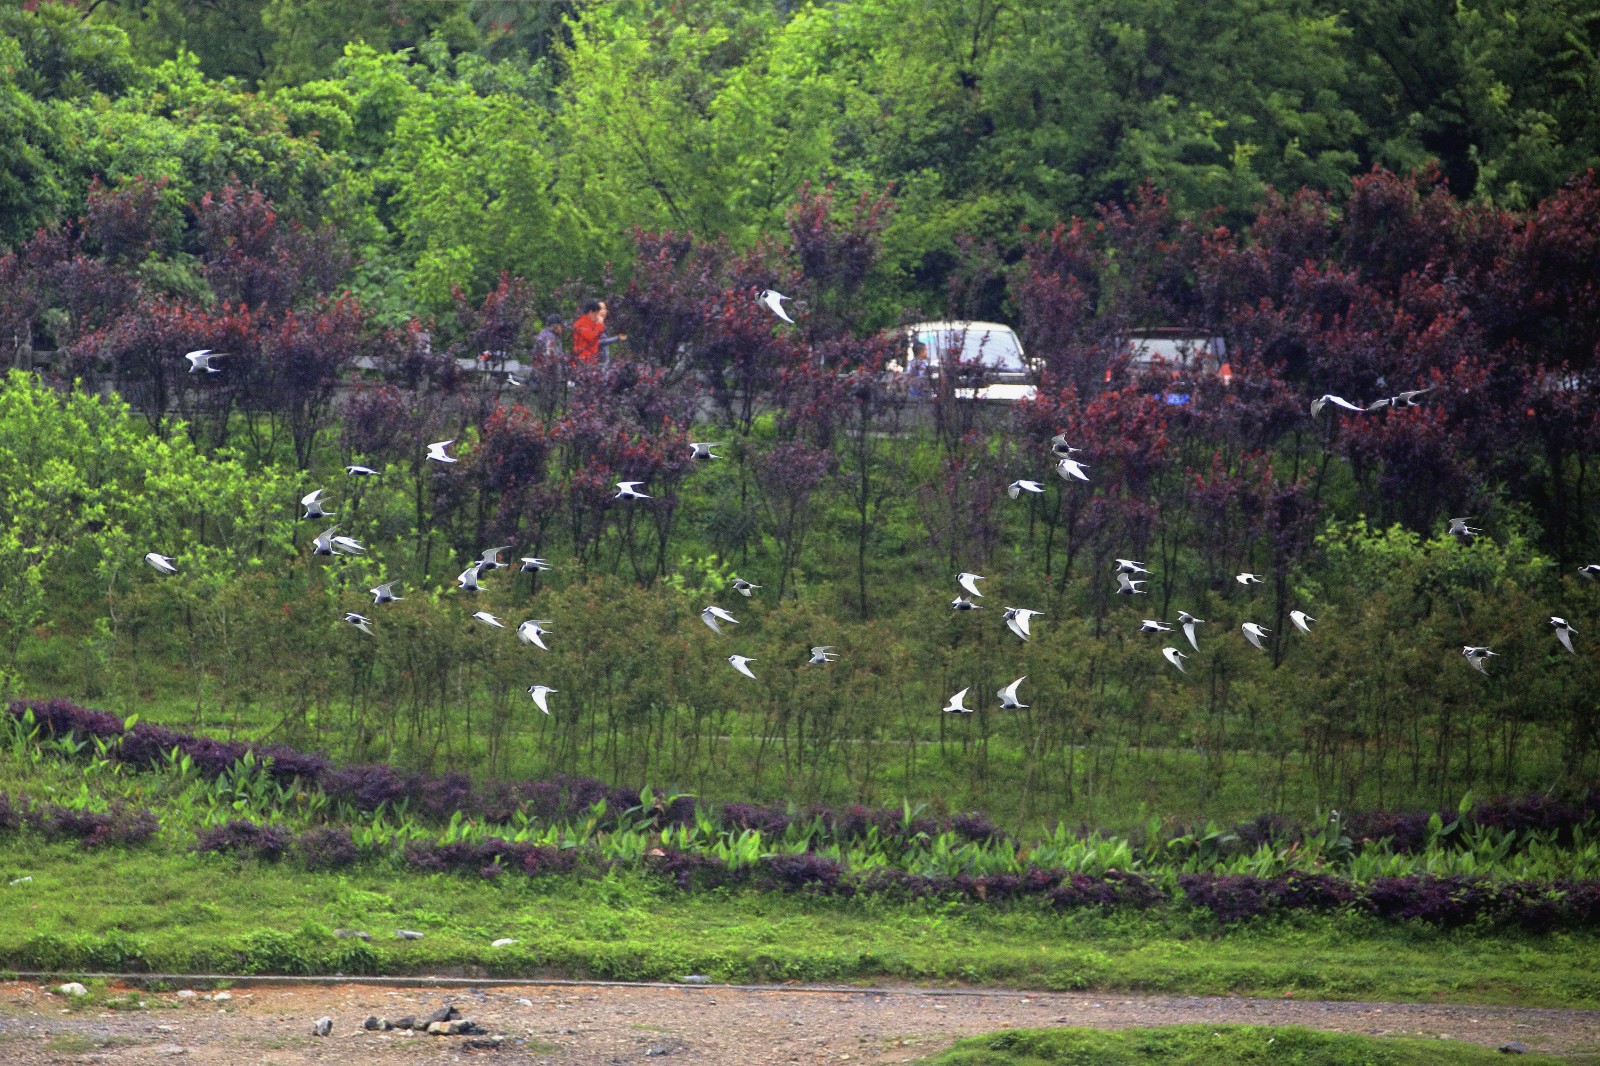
[0,37,72,247]
[0,2,141,101]
[0,370,295,692]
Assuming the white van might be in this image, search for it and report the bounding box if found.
[1114,329,1232,404]
[895,321,1036,401]
[1124,329,1228,376]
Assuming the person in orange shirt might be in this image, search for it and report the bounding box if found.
[571,299,627,364]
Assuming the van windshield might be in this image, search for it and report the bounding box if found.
[916,327,1025,371]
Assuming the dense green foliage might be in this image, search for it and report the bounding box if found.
[0,0,1593,313]
[1,2,1598,832]
[917,1026,1576,1065]
[6,366,1596,829]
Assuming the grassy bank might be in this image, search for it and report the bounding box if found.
[915,1026,1584,1065]
[1,838,1595,1007]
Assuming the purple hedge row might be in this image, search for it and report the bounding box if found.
[0,789,158,849]
[6,698,1003,844]
[9,697,1599,857]
[178,816,1600,933]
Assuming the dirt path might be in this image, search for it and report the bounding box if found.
[0,980,1595,1064]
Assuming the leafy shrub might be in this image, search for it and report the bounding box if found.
[518,845,579,878]
[1362,876,1496,927]
[645,848,733,890]
[113,723,187,770]
[1343,809,1434,853]
[1277,871,1358,912]
[27,800,158,848]
[1230,813,1296,850]
[321,763,411,812]
[954,869,1060,903]
[1470,792,1600,844]
[416,772,474,821]
[11,698,123,742]
[1044,871,1163,912]
[755,852,851,895]
[721,802,792,836]
[1179,874,1279,924]
[294,826,360,870]
[195,819,290,861]
[403,837,579,879]
[948,811,1008,844]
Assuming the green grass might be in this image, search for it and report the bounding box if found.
[1,838,1596,1007]
[914,1025,1590,1065]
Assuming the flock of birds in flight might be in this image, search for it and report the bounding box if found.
[138,318,1600,719]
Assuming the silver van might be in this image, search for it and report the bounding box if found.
[894,321,1036,401]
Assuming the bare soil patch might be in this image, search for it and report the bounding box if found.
[0,980,1595,1064]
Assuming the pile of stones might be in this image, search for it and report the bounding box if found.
[315,1004,504,1050]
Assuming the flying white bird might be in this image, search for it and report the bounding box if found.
[957,572,985,598]
[807,646,839,665]
[370,581,403,605]
[1115,559,1150,575]
[343,612,374,636]
[184,349,224,373]
[1007,480,1045,498]
[1056,456,1090,482]
[345,465,379,477]
[144,552,178,575]
[1241,622,1272,650]
[728,654,759,679]
[330,535,365,555]
[1139,619,1173,633]
[1049,434,1081,457]
[951,596,983,611]
[425,440,457,464]
[1579,564,1600,581]
[1177,610,1205,651]
[474,545,513,575]
[702,605,740,635]
[1551,616,1578,655]
[731,578,761,597]
[1003,607,1042,641]
[690,442,725,460]
[615,481,652,500]
[517,619,553,649]
[1289,610,1316,634]
[1236,572,1264,586]
[456,566,484,592]
[997,676,1028,710]
[472,611,506,629]
[519,557,553,573]
[1462,645,1498,674]
[311,526,341,556]
[759,289,793,323]
[527,685,556,714]
[300,489,334,520]
[1116,572,1147,595]
[1310,394,1366,416]
[942,687,973,714]
[1448,517,1482,540]
[1163,647,1188,673]
[1366,387,1436,411]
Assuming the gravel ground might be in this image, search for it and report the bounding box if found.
[0,980,1596,1064]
